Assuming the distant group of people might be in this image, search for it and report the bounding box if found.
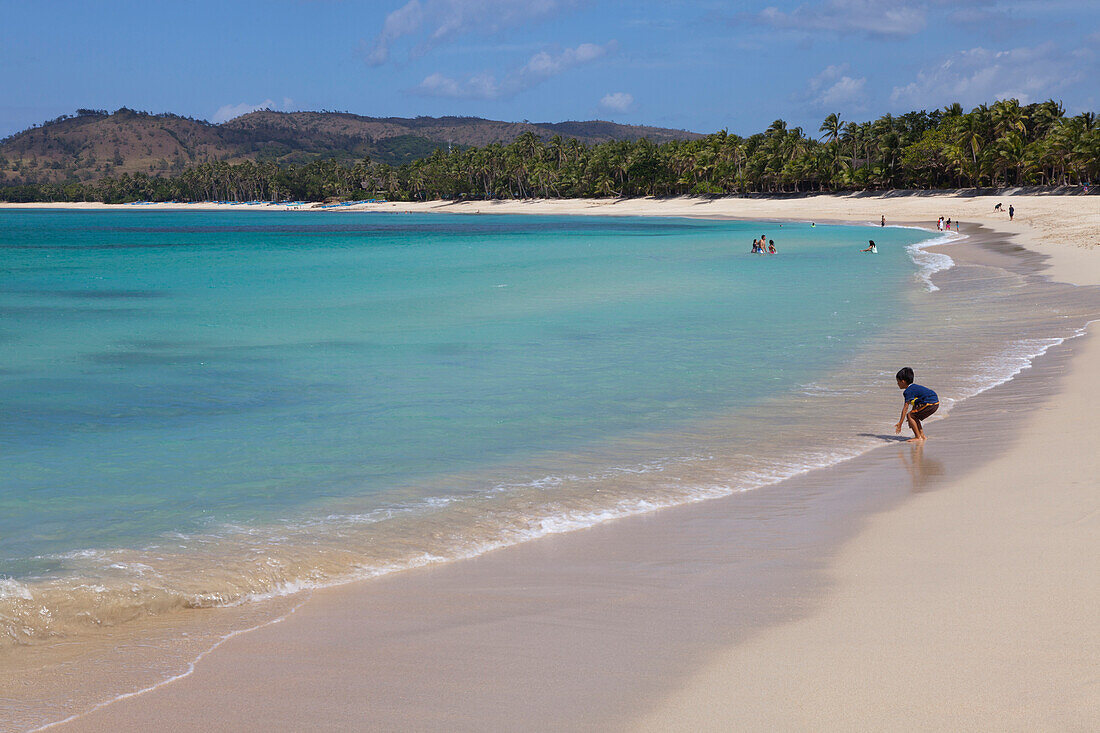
[993,203,1015,220]
[936,216,960,231]
[751,234,777,254]
[749,228,879,256]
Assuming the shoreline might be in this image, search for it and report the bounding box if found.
[4,191,1095,284]
[5,196,1098,731]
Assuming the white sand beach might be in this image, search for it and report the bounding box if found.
[16,192,1100,731]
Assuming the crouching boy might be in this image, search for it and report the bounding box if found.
[895,367,939,442]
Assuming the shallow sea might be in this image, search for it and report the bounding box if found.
[0,210,1093,654]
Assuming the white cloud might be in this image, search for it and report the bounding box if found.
[820,76,867,106]
[212,99,294,123]
[212,98,293,124]
[419,72,502,99]
[599,92,635,113]
[416,41,615,100]
[745,1,1082,40]
[521,42,606,76]
[805,64,868,109]
[758,0,927,37]
[890,43,1094,108]
[366,0,427,65]
[367,0,578,65]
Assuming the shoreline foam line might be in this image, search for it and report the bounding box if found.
[29,594,311,733]
[896,225,963,291]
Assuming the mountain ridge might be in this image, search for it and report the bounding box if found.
[0,109,703,186]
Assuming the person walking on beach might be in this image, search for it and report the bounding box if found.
[881,215,886,227]
[1009,205,1015,221]
[895,367,939,442]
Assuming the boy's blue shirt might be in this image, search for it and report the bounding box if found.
[903,383,939,407]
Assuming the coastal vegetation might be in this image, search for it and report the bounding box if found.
[1,100,1096,203]
[0,109,697,188]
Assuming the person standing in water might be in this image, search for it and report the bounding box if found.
[894,367,939,442]
[861,240,878,253]
[768,240,776,254]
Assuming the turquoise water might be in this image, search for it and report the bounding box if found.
[1,210,939,639]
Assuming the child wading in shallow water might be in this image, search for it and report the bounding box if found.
[895,367,939,442]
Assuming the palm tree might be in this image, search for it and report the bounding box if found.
[819,114,844,184]
[942,102,964,118]
[955,113,987,185]
[819,113,842,143]
[993,131,1027,186]
[991,99,1028,138]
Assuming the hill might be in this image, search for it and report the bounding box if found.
[0,109,702,186]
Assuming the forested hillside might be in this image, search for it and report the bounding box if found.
[0,108,702,186]
[2,100,1096,203]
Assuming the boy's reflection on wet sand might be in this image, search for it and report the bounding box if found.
[898,442,945,492]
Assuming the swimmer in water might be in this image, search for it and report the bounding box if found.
[861,240,878,253]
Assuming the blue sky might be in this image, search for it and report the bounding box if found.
[2,0,1097,139]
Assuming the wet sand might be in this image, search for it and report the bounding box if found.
[46,213,1100,731]
[637,320,1100,731]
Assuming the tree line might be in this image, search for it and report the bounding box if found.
[2,99,1096,203]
